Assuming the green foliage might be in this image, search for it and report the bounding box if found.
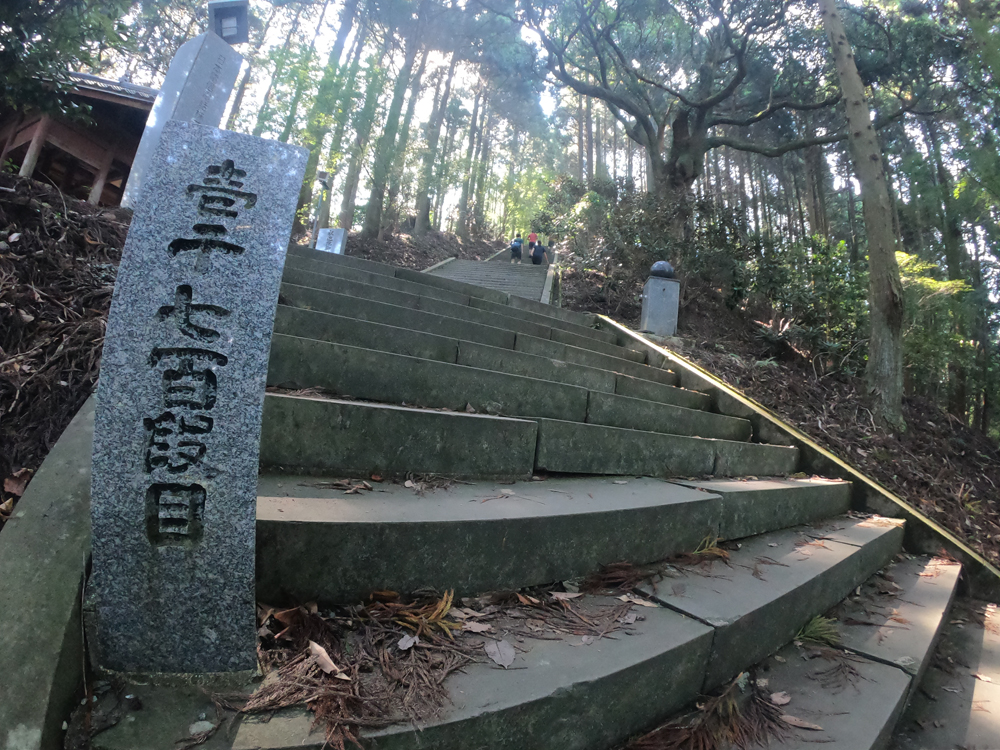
[0,0,131,113]
[897,252,973,397]
[796,615,841,646]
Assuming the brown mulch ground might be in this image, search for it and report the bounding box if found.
[566,273,1000,570]
[0,173,126,527]
[344,229,504,270]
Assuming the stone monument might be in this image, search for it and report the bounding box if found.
[315,227,346,254]
[640,265,680,337]
[91,120,307,673]
[121,32,243,208]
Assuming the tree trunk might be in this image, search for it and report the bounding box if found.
[457,88,483,240]
[323,27,368,176]
[414,54,457,236]
[361,29,421,240]
[252,3,305,138]
[820,0,906,432]
[434,110,459,230]
[380,48,429,239]
[585,93,594,183]
[226,5,277,130]
[291,0,360,228]
[278,0,332,145]
[338,37,390,231]
[576,93,585,181]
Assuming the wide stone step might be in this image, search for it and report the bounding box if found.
[256,476,852,603]
[260,392,789,480]
[89,517,902,750]
[286,244,596,327]
[282,266,619,346]
[277,285,659,377]
[761,556,961,750]
[428,257,549,300]
[273,306,681,391]
[266,335,733,440]
[267,334,591,423]
[285,255,474,306]
[236,600,714,750]
[284,256,616,343]
[637,515,905,690]
[891,594,998,750]
[535,418,800,477]
[259,393,538,479]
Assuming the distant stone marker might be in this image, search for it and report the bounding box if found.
[316,227,346,254]
[92,120,307,673]
[121,32,243,209]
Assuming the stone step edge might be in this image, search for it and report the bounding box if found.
[267,334,731,435]
[281,261,619,345]
[255,476,853,604]
[665,555,961,750]
[273,305,683,392]
[99,519,900,750]
[258,392,798,480]
[287,244,595,327]
[599,315,1000,602]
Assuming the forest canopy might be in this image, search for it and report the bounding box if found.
[3,0,1000,434]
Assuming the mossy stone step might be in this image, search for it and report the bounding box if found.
[267,334,590,423]
[259,393,538,479]
[255,476,852,604]
[638,516,905,690]
[762,556,960,750]
[535,418,800,477]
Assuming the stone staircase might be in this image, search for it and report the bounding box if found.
[93,246,975,750]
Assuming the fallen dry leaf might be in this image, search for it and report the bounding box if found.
[398,634,419,651]
[972,673,994,683]
[4,468,31,497]
[308,640,348,681]
[463,621,492,633]
[780,714,822,730]
[617,594,658,608]
[484,639,516,668]
[551,592,583,601]
[770,691,791,706]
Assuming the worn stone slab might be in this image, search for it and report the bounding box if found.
[266,334,590,422]
[283,270,559,340]
[457,340,617,392]
[255,476,719,602]
[587,391,751,442]
[234,602,714,750]
[468,296,618,344]
[615,373,705,408]
[122,33,242,207]
[535,419,798,478]
[515,334,679,387]
[91,603,713,750]
[551,327,646,362]
[91,121,307,673]
[259,393,537,478]
[0,398,94,750]
[833,556,960,683]
[399,265,512,304]
[508,292,597,326]
[283,255,473,305]
[286,244,396,275]
[273,305,461,363]
[891,597,1000,750]
[279,282,517,350]
[675,477,851,540]
[763,641,911,750]
[639,517,904,689]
